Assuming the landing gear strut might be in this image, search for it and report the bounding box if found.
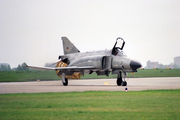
[62,73,68,86]
[117,71,127,86]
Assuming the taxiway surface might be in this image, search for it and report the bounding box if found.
[0,77,180,94]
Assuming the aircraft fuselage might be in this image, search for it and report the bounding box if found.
[26,36,142,86]
[65,49,140,74]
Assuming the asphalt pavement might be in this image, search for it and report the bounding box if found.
[0,77,180,94]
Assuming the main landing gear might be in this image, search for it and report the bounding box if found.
[117,71,127,86]
[62,73,68,86]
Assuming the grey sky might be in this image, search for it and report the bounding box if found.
[0,0,180,68]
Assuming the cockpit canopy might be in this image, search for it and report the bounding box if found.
[111,37,126,56]
[117,50,127,56]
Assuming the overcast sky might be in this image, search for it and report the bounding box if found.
[0,0,180,68]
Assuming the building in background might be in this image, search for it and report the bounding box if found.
[145,56,180,69]
[146,60,159,69]
[174,56,180,68]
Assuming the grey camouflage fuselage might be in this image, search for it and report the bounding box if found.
[26,36,142,86]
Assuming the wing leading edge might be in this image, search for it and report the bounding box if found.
[25,65,96,71]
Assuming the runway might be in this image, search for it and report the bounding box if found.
[0,77,180,94]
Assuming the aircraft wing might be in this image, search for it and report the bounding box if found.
[25,65,96,71]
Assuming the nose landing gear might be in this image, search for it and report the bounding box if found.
[117,71,127,86]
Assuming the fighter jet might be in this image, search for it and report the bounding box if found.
[26,37,141,86]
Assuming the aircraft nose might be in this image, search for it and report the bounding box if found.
[130,60,142,70]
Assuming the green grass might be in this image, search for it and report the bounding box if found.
[82,69,180,78]
[0,90,180,120]
[0,69,180,82]
[127,69,180,78]
[0,71,60,82]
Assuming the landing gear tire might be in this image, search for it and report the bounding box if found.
[63,78,68,86]
[122,81,127,86]
[117,71,127,86]
[117,78,122,86]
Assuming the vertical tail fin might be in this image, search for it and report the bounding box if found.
[61,37,80,54]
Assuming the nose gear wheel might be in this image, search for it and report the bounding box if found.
[117,71,127,86]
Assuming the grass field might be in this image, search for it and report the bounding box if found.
[82,69,180,79]
[0,69,180,82]
[0,71,60,82]
[0,90,179,120]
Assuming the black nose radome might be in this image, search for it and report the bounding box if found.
[130,60,142,70]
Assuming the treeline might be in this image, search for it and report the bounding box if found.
[0,62,29,71]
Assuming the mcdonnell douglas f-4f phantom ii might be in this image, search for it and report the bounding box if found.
[26,37,142,86]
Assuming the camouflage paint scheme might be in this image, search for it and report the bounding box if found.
[26,37,141,86]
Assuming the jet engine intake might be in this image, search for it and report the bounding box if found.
[102,56,112,70]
